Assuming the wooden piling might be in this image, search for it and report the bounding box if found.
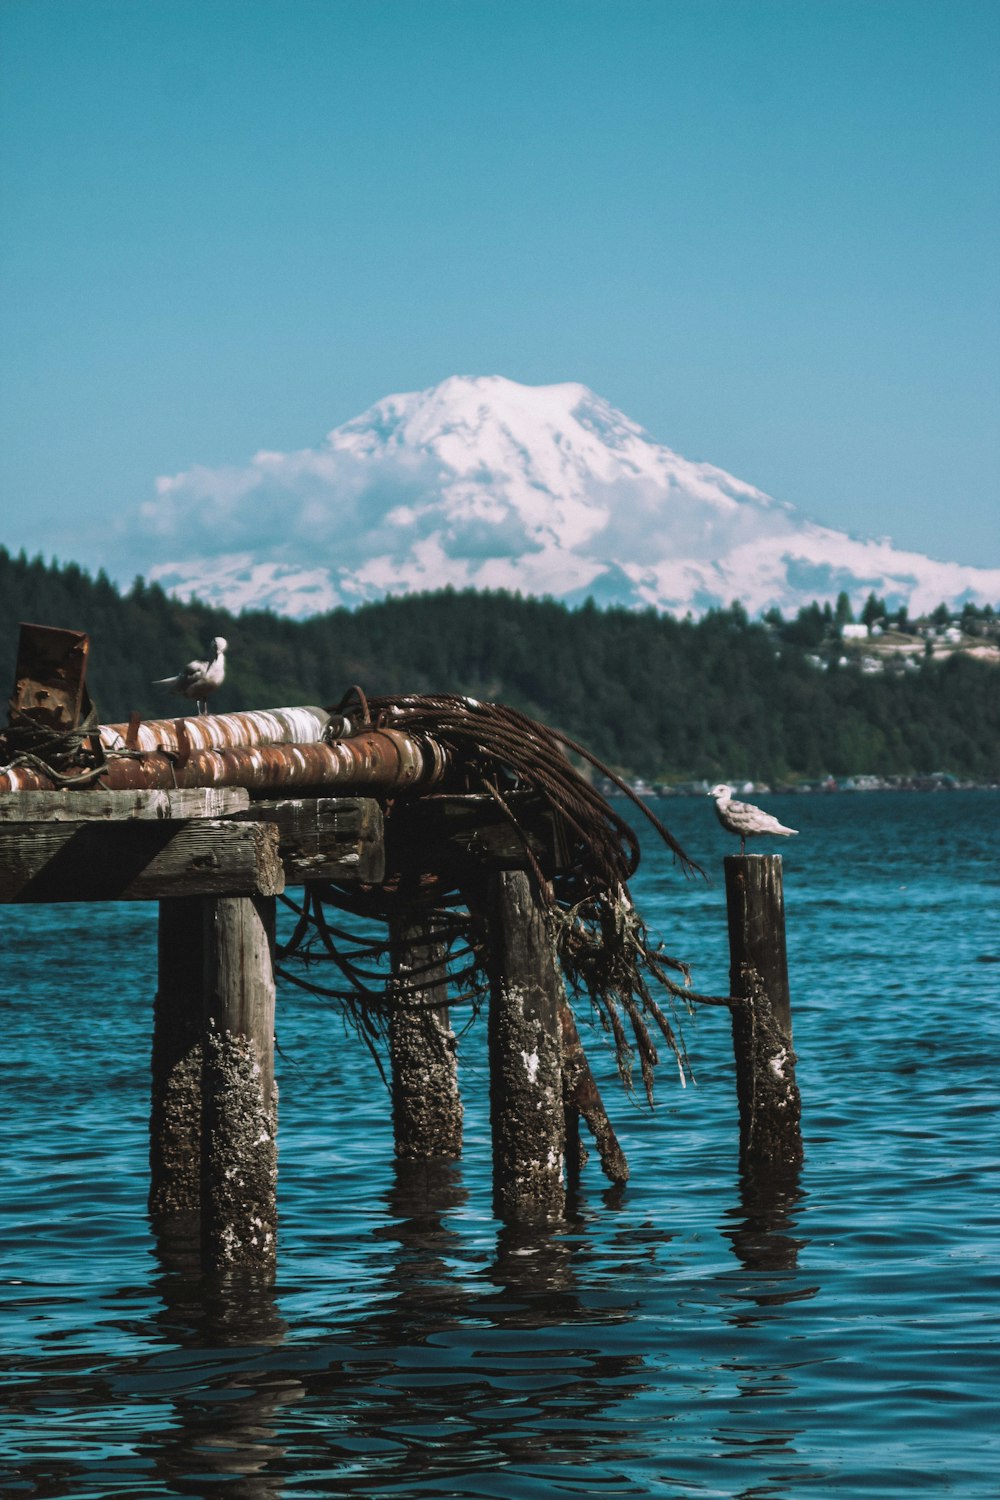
[150,897,205,1219]
[724,853,793,1038]
[388,916,463,1159]
[723,854,803,1168]
[201,894,279,1274]
[486,870,566,1223]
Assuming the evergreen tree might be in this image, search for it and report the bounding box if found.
[0,546,997,782]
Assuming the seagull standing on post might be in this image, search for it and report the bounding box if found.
[154,637,227,715]
[709,783,798,855]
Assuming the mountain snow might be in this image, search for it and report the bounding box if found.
[141,375,1000,619]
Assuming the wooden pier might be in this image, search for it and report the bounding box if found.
[0,624,803,1279]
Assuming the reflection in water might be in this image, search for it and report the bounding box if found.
[136,1164,649,1496]
[376,1155,470,1314]
[486,1220,583,1323]
[4,793,997,1495]
[2,1155,824,1498]
[146,1214,295,1500]
[711,1165,821,1494]
[723,1162,808,1280]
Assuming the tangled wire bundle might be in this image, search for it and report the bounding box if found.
[0,700,107,786]
[277,691,727,1102]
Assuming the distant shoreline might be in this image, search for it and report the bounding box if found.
[603,775,999,798]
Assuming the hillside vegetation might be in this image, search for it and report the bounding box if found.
[1,546,997,783]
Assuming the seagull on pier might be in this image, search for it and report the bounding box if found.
[709,783,798,855]
[154,637,227,715]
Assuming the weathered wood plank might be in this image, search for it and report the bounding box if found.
[0,787,251,822]
[233,797,385,884]
[0,819,284,902]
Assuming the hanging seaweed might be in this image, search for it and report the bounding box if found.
[275,690,729,1100]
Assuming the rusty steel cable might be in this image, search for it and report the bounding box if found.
[347,692,704,886]
[281,691,725,1101]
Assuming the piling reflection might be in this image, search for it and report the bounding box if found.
[369,1156,471,1324]
[711,1163,819,1491]
[137,1162,801,1496]
[721,1161,811,1286]
[144,1214,294,1499]
[485,1219,583,1323]
[288,1165,650,1491]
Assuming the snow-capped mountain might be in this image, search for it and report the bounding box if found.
[139,375,1000,619]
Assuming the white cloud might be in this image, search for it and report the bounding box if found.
[123,376,1000,619]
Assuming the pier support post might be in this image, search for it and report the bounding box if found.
[388,916,463,1159]
[150,897,205,1219]
[201,894,278,1274]
[724,854,803,1169]
[486,870,566,1223]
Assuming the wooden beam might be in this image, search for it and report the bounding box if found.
[0,787,251,822]
[559,999,629,1185]
[724,854,803,1170]
[0,819,284,902]
[724,853,793,1038]
[232,797,385,884]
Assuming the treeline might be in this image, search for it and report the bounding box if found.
[1,545,998,782]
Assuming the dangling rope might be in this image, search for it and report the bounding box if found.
[0,701,108,787]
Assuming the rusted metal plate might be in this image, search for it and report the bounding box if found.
[9,623,90,731]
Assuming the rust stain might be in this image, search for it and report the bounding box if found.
[0,728,451,796]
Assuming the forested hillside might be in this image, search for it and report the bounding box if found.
[1,546,997,782]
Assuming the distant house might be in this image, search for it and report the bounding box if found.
[841,623,869,640]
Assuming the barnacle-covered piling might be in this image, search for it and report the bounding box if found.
[150,897,205,1219]
[201,895,279,1275]
[486,870,566,1224]
[389,916,463,1159]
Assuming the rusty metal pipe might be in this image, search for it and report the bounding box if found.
[100,705,331,755]
[0,728,451,796]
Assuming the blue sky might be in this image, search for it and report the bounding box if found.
[1,0,998,581]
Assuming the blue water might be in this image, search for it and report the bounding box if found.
[2,792,999,1498]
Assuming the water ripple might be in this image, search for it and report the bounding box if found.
[1,792,999,1496]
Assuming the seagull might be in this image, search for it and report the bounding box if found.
[709,783,798,855]
[154,637,227,715]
